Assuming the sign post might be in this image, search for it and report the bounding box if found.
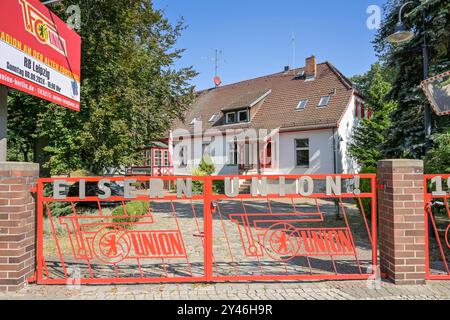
[0,85,7,162]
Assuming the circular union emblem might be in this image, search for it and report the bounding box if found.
[446,224,450,250]
[92,227,131,265]
[264,223,299,262]
[33,19,49,43]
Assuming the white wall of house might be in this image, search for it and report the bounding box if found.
[337,94,361,174]
[265,129,335,175]
[173,135,240,176]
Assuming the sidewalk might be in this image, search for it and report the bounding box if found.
[1,280,449,300]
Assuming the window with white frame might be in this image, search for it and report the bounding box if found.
[238,110,249,122]
[295,139,310,167]
[226,112,236,124]
[228,141,238,165]
[163,150,169,166]
[154,150,162,166]
[179,146,187,167]
[209,114,218,122]
[190,117,199,125]
[145,149,151,166]
[318,96,330,108]
[296,99,308,110]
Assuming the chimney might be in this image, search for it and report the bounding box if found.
[284,65,290,73]
[305,55,317,79]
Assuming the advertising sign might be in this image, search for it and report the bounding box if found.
[0,0,81,111]
[421,70,450,116]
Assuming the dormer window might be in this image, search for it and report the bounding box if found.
[318,96,330,108]
[225,109,249,124]
[296,99,308,110]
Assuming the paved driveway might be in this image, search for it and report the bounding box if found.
[1,280,450,300]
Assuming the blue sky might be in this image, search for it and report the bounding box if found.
[153,0,387,90]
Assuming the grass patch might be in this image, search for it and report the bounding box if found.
[111,201,148,226]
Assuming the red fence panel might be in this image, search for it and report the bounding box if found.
[208,174,378,281]
[424,175,450,280]
[36,176,208,285]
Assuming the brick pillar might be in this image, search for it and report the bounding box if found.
[0,162,39,292]
[377,159,426,285]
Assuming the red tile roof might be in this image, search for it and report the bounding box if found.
[172,61,357,134]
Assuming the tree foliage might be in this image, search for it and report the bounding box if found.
[425,130,450,173]
[349,63,396,168]
[7,0,196,175]
[374,0,450,159]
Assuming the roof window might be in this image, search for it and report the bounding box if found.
[318,96,330,108]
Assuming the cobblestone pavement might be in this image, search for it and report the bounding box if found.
[1,280,450,300]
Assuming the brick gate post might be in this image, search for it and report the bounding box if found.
[0,162,39,292]
[377,159,426,285]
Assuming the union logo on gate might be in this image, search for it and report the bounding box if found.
[93,227,131,264]
[230,211,356,262]
[59,216,188,265]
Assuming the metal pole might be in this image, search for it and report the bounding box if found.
[0,85,7,162]
[423,12,431,154]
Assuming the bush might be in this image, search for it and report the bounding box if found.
[191,156,225,194]
[356,166,376,221]
[70,169,94,177]
[111,201,148,226]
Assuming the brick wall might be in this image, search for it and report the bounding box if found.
[377,159,426,285]
[0,162,39,292]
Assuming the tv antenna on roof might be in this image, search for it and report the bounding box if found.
[291,32,296,70]
[201,49,226,87]
[214,49,224,87]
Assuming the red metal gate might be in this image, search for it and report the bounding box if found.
[35,174,377,285]
[424,175,450,280]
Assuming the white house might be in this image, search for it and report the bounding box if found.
[139,56,370,177]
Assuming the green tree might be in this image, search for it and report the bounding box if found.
[6,92,43,162]
[349,63,396,168]
[7,0,196,175]
[425,131,450,173]
[374,0,450,159]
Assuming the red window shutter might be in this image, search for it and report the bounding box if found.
[355,101,359,118]
[360,103,365,119]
